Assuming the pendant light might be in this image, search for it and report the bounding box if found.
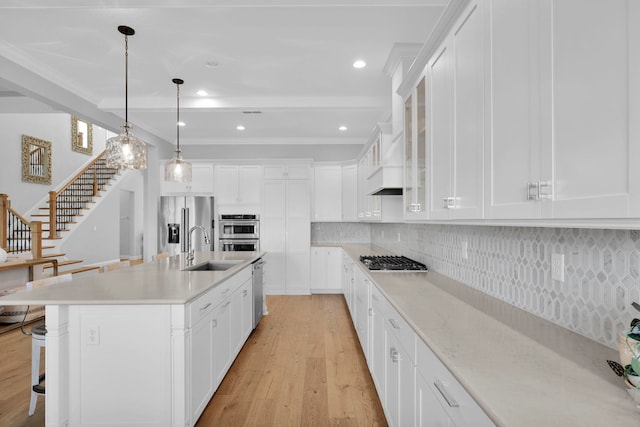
[105,25,147,170]
[164,78,192,182]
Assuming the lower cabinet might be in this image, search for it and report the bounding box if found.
[310,246,343,293]
[188,266,253,424]
[344,256,495,427]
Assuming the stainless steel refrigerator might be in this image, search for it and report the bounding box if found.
[159,196,215,256]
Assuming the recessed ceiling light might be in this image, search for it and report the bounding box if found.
[339,126,348,131]
[236,125,246,131]
[177,121,186,127]
[196,90,208,96]
[353,60,366,69]
[205,61,219,68]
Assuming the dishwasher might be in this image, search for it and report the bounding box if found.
[252,258,265,329]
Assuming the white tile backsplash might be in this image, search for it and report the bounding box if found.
[314,222,640,349]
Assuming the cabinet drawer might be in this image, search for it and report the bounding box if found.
[370,284,388,313]
[386,303,416,365]
[416,338,495,426]
[189,290,216,325]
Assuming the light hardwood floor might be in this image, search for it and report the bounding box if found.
[0,295,387,426]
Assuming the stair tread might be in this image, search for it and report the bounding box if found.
[43,259,82,269]
[40,253,65,258]
[61,265,101,275]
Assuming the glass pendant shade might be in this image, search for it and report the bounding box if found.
[106,25,147,170]
[164,77,192,182]
[106,122,147,169]
[164,150,192,182]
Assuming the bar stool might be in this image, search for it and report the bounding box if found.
[23,273,73,416]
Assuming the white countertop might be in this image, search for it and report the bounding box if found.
[0,251,264,305]
[335,244,640,427]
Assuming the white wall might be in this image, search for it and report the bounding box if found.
[0,113,108,213]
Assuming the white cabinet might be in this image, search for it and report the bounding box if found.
[214,165,262,206]
[485,0,640,220]
[342,253,356,317]
[262,169,310,295]
[370,284,387,404]
[263,165,309,180]
[230,277,253,356]
[404,76,429,220]
[384,304,416,427]
[353,268,371,359]
[341,164,358,221]
[189,296,215,422]
[312,165,342,221]
[161,163,214,195]
[310,246,343,293]
[428,0,484,220]
[416,339,494,427]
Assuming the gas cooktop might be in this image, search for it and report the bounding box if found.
[359,255,428,271]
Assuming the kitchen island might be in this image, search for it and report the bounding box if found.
[0,251,264,427]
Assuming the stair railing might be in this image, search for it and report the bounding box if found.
[48,150,117,238]
[0,193,43,258]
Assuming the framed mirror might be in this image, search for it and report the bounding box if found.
[21,135,52,185]
[71,116,93,155]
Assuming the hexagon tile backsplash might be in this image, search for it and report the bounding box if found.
[367,223,640,349]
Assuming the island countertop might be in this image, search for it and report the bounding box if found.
[0,251,264,306]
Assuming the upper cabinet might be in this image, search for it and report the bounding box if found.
[263,165,309,180]
[214,165,262,206]
[161,163,214,196]
[341,164,358,221]
[397,0,639,225]
[312,165,342,221]
[428,0,485,220]
[486,0,639,220]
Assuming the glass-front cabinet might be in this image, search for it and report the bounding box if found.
[404,76,428,220]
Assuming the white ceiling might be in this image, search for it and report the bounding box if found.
[0,0,446,156]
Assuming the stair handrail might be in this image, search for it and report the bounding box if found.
[48,150,111,238]
[0,193,43,258]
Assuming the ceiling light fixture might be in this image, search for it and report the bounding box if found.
[164,78,192,182]
[196,90,208,96]
[105,26,147,170]
[236,125,246,131]
[339,126,348,131]
[353,60,366,69]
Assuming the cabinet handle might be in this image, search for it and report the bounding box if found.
[390,347,401,362]
[243,290,248,297]
[434,380,459,408]
[222,301,231,308]
[365,212,372,217]
[538,181,553,200]
[212,319,217,328]
[368,308,373,316]
[409,203,421,212]
[527,182,539,200]
[389,318,401,329]
[200,302,212,311]
[443,197,456,209]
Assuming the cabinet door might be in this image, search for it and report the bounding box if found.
[212,300,231,389]
[310,247,327,292]
[547,0,635,218]
[325,247,343,292]
[285,180,310,295]
[416,372,455,427]
[189,164,214,194]
[214,165,239,204]
[261,180,286,295]
[370,288,387,403]
[385,324,401,427]
[287,165,310,180]
[341,164,358,221]
[428,41,454,220]
[190,314,214,421]
[237,166,262,205]
[313,166,342,221]
[240,279,253,339]
[451,1,484,219]
[485,0,543,219]
[354,269,370,359]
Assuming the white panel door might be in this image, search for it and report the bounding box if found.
[237,165,262,205]
[428,42,454,220]
[214,165,239,204]
[261,180,286,294]
[285,180,310,294]
[451,1,484,219]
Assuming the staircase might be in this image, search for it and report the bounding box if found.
[1,151,121,276]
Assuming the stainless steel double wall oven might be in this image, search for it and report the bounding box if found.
[218,214,260,251]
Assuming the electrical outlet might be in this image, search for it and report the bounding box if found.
[461,240,468,260]
[87,325,100,345]
[551,253,565,282]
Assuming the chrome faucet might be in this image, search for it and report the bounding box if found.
[187,225,211,264]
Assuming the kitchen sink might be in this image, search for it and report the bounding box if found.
[183,260,242,272]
